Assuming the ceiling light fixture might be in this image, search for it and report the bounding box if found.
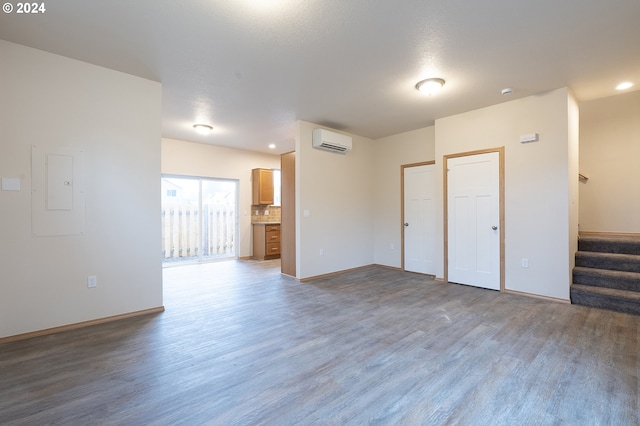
[415,78,445,96]
[193,124,213,135]
[616,82,634,91]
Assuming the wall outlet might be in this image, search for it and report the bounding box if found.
[87,275,97,288]
[521,259,529,268]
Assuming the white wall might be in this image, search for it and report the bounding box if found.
[568,94,580,283]
[372,127,435,267]
[296,121,375,279]
[161,138,281,258]
[579,90,640,233]
[0,41,163,338]
[435,88,577,300]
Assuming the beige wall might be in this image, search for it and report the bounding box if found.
[579,90,640,233]
[435,88,578,300]
[568,93,580,280]
[0,41,163,338]
[161,138,280,258]
[296,121,375,278]
[372,127,436,267]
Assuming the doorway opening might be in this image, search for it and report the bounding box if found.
[161,175,239,267]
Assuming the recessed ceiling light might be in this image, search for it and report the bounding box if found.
[616,82,634,91]
[193,124,213,135]
[268,144,276,149]
[415,78,445,96]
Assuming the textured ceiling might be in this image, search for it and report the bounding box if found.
[1,0,639,153]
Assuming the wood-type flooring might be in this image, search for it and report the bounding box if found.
[1,260,638,425]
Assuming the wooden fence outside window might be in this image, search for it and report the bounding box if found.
[161,204,236,261]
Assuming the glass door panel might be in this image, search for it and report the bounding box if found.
[202,179,237,261]
[161,176,238,266]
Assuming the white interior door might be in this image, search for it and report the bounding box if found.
[403,164,436,275]
[447,152,500,290]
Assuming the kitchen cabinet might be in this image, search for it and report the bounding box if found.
[252,168,274,205]
[252,223,280,260]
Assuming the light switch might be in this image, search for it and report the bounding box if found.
[2,177,21,191]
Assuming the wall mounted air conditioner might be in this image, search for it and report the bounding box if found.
[312,129,352,154]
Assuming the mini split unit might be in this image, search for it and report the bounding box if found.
[312,129,352,154]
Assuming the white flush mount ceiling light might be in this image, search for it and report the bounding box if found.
[415,78,445,96]
[616,82,634,91]
[193,124,213,135]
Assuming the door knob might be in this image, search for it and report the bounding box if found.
[404,223,409,227]
[491,226,498,230]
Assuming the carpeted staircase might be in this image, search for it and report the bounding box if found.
[571,234,640,315]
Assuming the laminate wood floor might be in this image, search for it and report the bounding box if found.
[1,260,639,425]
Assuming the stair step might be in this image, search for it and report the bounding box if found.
[571,284,640,315]
[571,284,640,301]
[579,235,640,255]
[572,267,640,291]
[572,235,640,314]
[575,251,640,273]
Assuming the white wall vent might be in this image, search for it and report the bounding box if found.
[312,129,352,154]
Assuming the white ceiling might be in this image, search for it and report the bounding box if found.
[1,0,639,154]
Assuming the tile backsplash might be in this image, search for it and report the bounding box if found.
[251,205,281,223]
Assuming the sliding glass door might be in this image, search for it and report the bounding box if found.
[161,175,238,266]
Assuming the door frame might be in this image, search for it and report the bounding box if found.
[401,160,436,272]
[443,148,505,291]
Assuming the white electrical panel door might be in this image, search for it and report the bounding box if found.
[32,145,85,236]
[46,154,74,211]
